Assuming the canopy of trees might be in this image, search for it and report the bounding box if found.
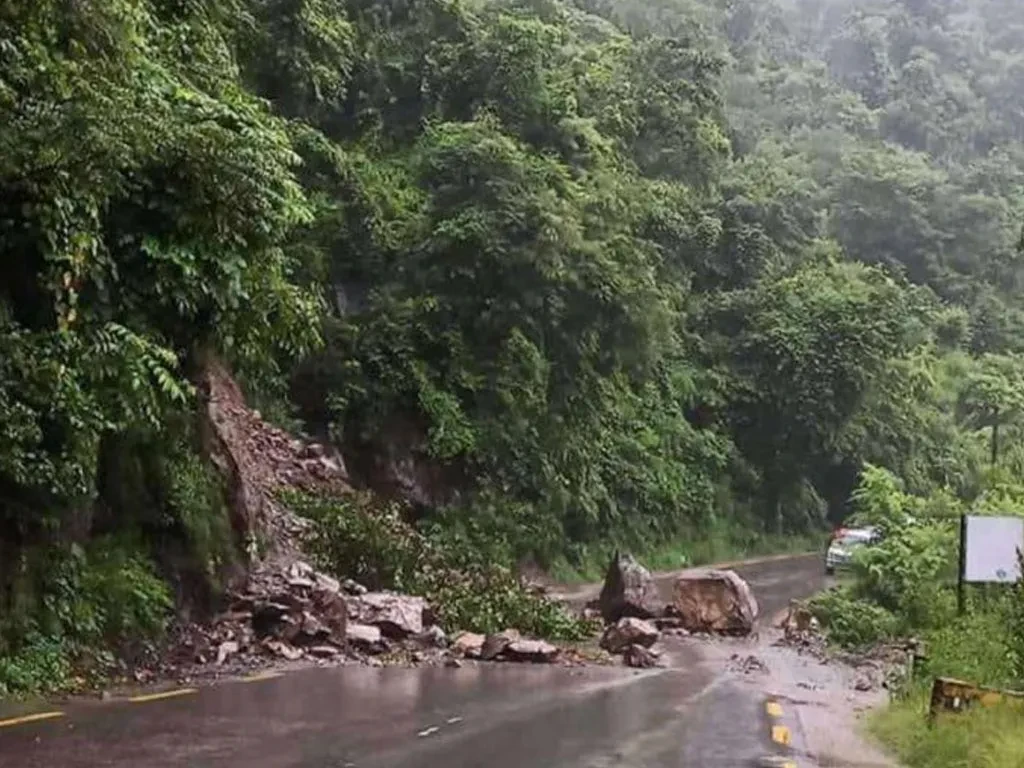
[5,0,1024,587]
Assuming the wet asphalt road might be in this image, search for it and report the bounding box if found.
[0,554,826,768]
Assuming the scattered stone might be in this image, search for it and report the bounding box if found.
[600,617,660,654]
[581,606,602,623]
[730,653,768,675]
[415,625,448,649]
[307,644,342,658]
[672,569,759,635]
[347,623,386,653]
[316,572,341,594]
[854,677,873,692]
[452,632,486,658]
[299,612,331,643]
[216,641,239,665]
[262,639,304,661]
[598,552,659,623]
[623,644,660,669]
[654,616,686,631]
[481,629,522,661]
[445,658,463,669]
[505,640,560,664]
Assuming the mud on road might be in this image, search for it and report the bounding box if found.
[0,554,896,768]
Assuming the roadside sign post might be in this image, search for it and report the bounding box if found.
[958,514,1024,614]
[958,515,967,615]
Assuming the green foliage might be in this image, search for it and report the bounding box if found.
[0,539,172,696]
[873,692,1024,768]
[293,491,593,639]
[10,0,1024,701]
[807,587,899,649]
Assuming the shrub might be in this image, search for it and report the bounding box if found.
[0,539,172,696]
[807,587,899,649]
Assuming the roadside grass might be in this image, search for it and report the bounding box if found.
[871,691,1024,768]
[546,527,825,584]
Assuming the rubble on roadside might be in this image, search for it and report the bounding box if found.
[156,558,589,683]
[774,600,924,693]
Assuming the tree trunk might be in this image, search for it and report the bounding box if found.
[991,410,1000,467]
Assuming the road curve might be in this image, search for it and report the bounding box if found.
[0,554,827,768]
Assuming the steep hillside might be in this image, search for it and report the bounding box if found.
[4,0,1024,694]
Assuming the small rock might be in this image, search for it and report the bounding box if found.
[445,658,463,669]
[299,612,331,643]
[505,639,560,664]
[216,640,240,665]
[623,644,660,669]
[287,561,315,581]
[452,632,486,658]
[347,623,385,652]
[415,625,448,649]
[481,629,521,661]
[854,678,873,692]
[308,644,342,658]
[654,616,685,631]
[342,579,367,596]
[315,572,341,594]
[600,617,660,654]
[262,639,304,661]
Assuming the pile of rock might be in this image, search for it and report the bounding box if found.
[588,552,761,667]
[168,561,454,673]
[599,616,663,669]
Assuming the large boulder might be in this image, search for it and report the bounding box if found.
[598,552,659,623]
[600,617,660,654]
[672,569,758,635]
[348,592,429,639]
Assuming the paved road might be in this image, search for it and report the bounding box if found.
[0,554,827,768]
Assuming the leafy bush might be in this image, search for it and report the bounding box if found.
[292,491,593,640]
[0,540,172,695]
[849,521,957,630]
[807,588,899,649]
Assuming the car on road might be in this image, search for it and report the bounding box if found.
[825,525,880,575]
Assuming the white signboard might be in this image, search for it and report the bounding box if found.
[963,515,1024,583]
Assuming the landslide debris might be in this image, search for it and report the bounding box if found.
[149,359,591,684]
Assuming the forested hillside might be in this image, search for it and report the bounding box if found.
[3,0,1024,691]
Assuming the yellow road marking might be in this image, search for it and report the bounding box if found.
[771,724,792,746]
[0,711,65,728]
[127,688,198,704]
[765,701,784,718]
[240,671,283,683]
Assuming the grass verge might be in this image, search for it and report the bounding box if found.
[871,691,1024,768]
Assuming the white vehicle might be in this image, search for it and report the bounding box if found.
[825,526,880,575]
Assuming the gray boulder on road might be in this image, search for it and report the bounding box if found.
[598,552,659,623]
[672,569,758,635]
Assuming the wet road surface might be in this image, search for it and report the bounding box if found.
[0,554,831,768]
